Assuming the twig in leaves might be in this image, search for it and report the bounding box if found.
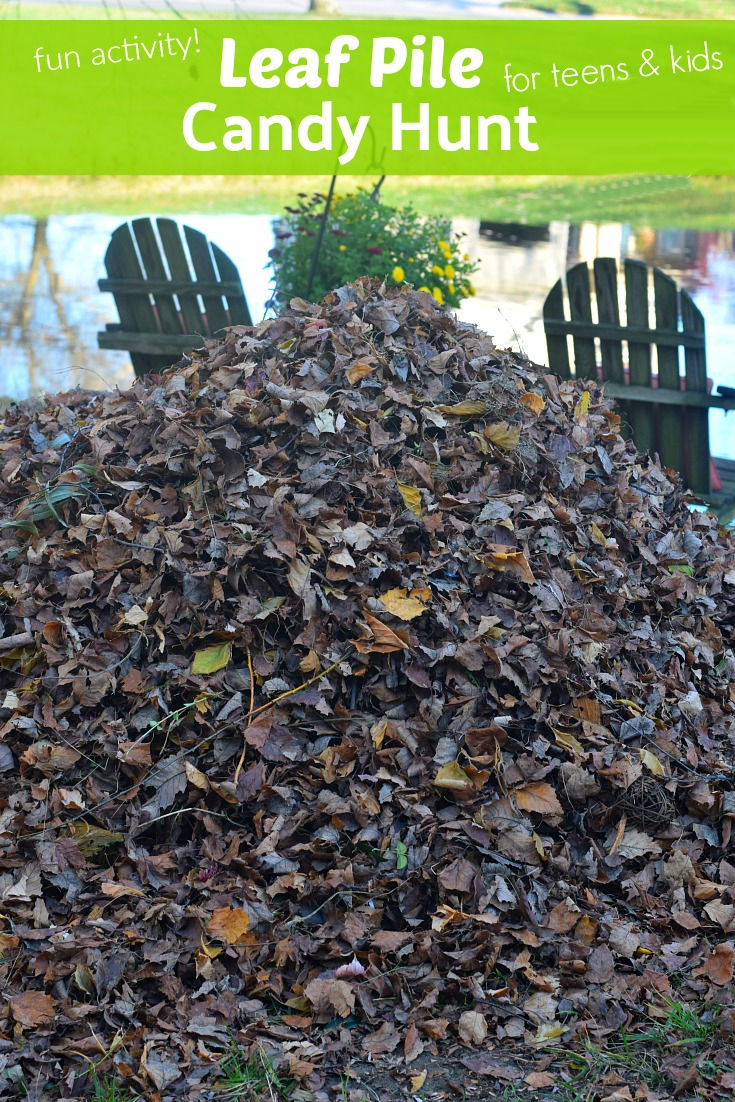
[233,645,255,786]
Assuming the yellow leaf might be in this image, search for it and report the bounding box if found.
[590,523,607,547]
[520,392,546,416]
[483,421,521,449]
[616,698,644,713]
[206,906,251,945]
[514,781,563,817]
[345,359,375,385]
[574,390,591,421]
[379,587,429,621]
[434,400,487,416]
[480,549,536,585]
[431,904,470,931]
[185,761,210,791]
[532,831,547,861]
[370,718,388,749]
[410,1071,427,1092]
[576,915,599,945]
[200,935,222,960]
[396,481,422,517]
[553,728,585,756]
[299,649,321,674]
[191,642,231,675]
[639,748,665,776]
[530,1022,565,1045]
[433,761,474,792]
[193,693,212,715]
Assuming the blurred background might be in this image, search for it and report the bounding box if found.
[2,174,735,458]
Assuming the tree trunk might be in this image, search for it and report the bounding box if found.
[309,0,339,14]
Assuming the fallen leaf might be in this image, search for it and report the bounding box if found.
[514,781,563,818]
[396,480,422,517]
[525,1071,556,1088]
[191,642,231,675]
[574,390,591,421]
[304,978,355,1020]
[639,747,665,776]
[434,761,475,793]
[520,392,546,416]
[458,1010,488,1045]
[354,611,411,654]
[696,943,734,985]
[345,359,375,384]
[10,991,56,1028]
[481,549,536,584]
[379,587,429,621]
[483,421,521,449]
[206,907,251,945]
[434,400,487,416]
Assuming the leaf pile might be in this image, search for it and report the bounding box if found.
[1,278,734,1099]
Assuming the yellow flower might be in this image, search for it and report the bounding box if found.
[431,265,444,277]
[408,257,414,263]
[392,266,405,283]
[444,264,455,279]
[339,244,346,251]
[442,248,452,260]
[418,285,430,293]
[438,240,449,250]
[432,287,444,305]
[463,253,470,261]
[447,280,455,295]
[468,282,476,295]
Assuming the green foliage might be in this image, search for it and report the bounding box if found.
[90,1076,138,1102]
[216,1043,293,1100]
[0,463,101,538]
[269,188,478,309]
[548,1000,724,1101]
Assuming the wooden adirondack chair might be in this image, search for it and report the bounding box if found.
[543,258,735,495]
[98,218,252,377]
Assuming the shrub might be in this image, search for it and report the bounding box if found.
[268,188,479,309]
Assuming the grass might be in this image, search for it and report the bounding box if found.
[90,1076,139,1102]
[1,0,732,15]
[505,0,734,15]
[215,1043,293,1100]
[2,174,735,229]
[545,1000,728,1102]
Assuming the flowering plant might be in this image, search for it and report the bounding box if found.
[268,188,478,309]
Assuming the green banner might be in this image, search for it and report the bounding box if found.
[1,20,733,174]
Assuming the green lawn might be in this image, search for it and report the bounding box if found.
[1,0,732,15]
[506,0,734,16]
[1,174,733,229]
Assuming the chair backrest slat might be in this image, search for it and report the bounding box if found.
[542,257,715,494]
[184,225,230,336]
[156,218,209,336]
[104,223,165,375]
[652,267,684,475]
[132,217,182,338]
[541,277,570,379]
[623,259,656,456]
[681,288,710,493]
[211,242,252,326]
[593,258,625,385]
[566,262,597,381]
[99,218,251,376]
